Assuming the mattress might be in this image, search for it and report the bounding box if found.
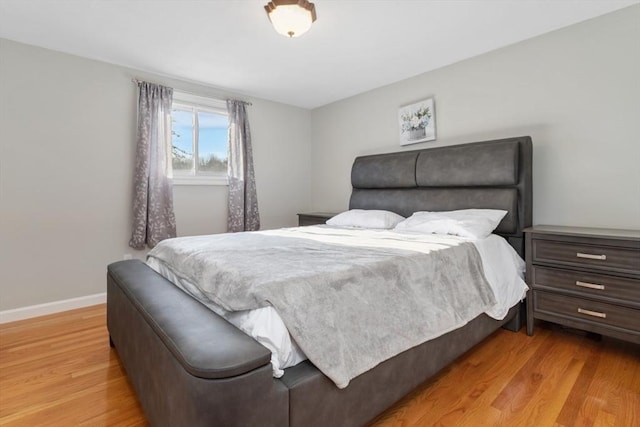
[147,226,527,378]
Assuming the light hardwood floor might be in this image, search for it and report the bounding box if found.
[0,304,638,426]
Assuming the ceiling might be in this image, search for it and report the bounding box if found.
[1,0,638,109]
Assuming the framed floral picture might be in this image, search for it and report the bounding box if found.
[398,98,436,145]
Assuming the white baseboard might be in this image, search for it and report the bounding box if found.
[0,293,107,324]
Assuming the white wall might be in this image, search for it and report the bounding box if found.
[310,6,640,230]
[0,39,311,311]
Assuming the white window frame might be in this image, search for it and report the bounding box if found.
[171,91,229,186]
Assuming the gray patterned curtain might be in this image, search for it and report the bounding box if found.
[226,99,260,232]
[129,81,176,249]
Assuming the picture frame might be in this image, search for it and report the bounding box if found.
[398,98,436,145]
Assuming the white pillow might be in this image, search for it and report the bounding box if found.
[326,209,405,229]
[394,209,508,239]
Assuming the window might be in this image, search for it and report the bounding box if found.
[171,92,228,185]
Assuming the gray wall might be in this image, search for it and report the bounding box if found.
[0,39,311,310]
[2,6,639,312]
[310,6,640,230]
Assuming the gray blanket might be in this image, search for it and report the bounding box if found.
[148,229,497,388]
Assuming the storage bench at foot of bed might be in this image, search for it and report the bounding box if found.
[107,260,289,427]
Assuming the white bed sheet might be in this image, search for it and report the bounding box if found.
[147,226,527,378]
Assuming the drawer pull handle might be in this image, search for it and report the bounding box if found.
[577,308,606,319]
[575,281,605,290]
[576,252,607,261]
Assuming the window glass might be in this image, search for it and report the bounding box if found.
[171,109,194,171]
[197,111,228,173]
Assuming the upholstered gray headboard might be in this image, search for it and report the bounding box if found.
[349,136,533,256]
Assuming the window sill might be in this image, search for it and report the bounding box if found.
[172,175,229,186]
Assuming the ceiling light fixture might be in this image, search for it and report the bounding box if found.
[265,0,317,38]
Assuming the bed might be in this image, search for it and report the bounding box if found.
[107,135,532,427]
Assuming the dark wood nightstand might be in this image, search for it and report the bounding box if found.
[297,212,337,226]
[524,225,640,343]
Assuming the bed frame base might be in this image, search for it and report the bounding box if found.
[108,136,532,426]
[108,260,520,427]
[502,301,525,332]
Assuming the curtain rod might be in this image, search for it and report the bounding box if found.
[131,78,252,105]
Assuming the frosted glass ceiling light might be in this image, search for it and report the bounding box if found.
[265,0,317,38]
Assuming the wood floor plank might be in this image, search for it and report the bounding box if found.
[490,331,562,413]
[555,340,601,426]
[1,305,638,427]
[372,325,548,426]
[595,341,640,427]
[417,330,546,425]
[514,357,585,427]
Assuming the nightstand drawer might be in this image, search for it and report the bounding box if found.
[297,213,336,226]
[532,240,640,275]
[534,291,640,332]
[532,266,640,307]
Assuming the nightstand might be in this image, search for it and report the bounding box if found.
[524,225,640,344]
[297,212,337,226]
